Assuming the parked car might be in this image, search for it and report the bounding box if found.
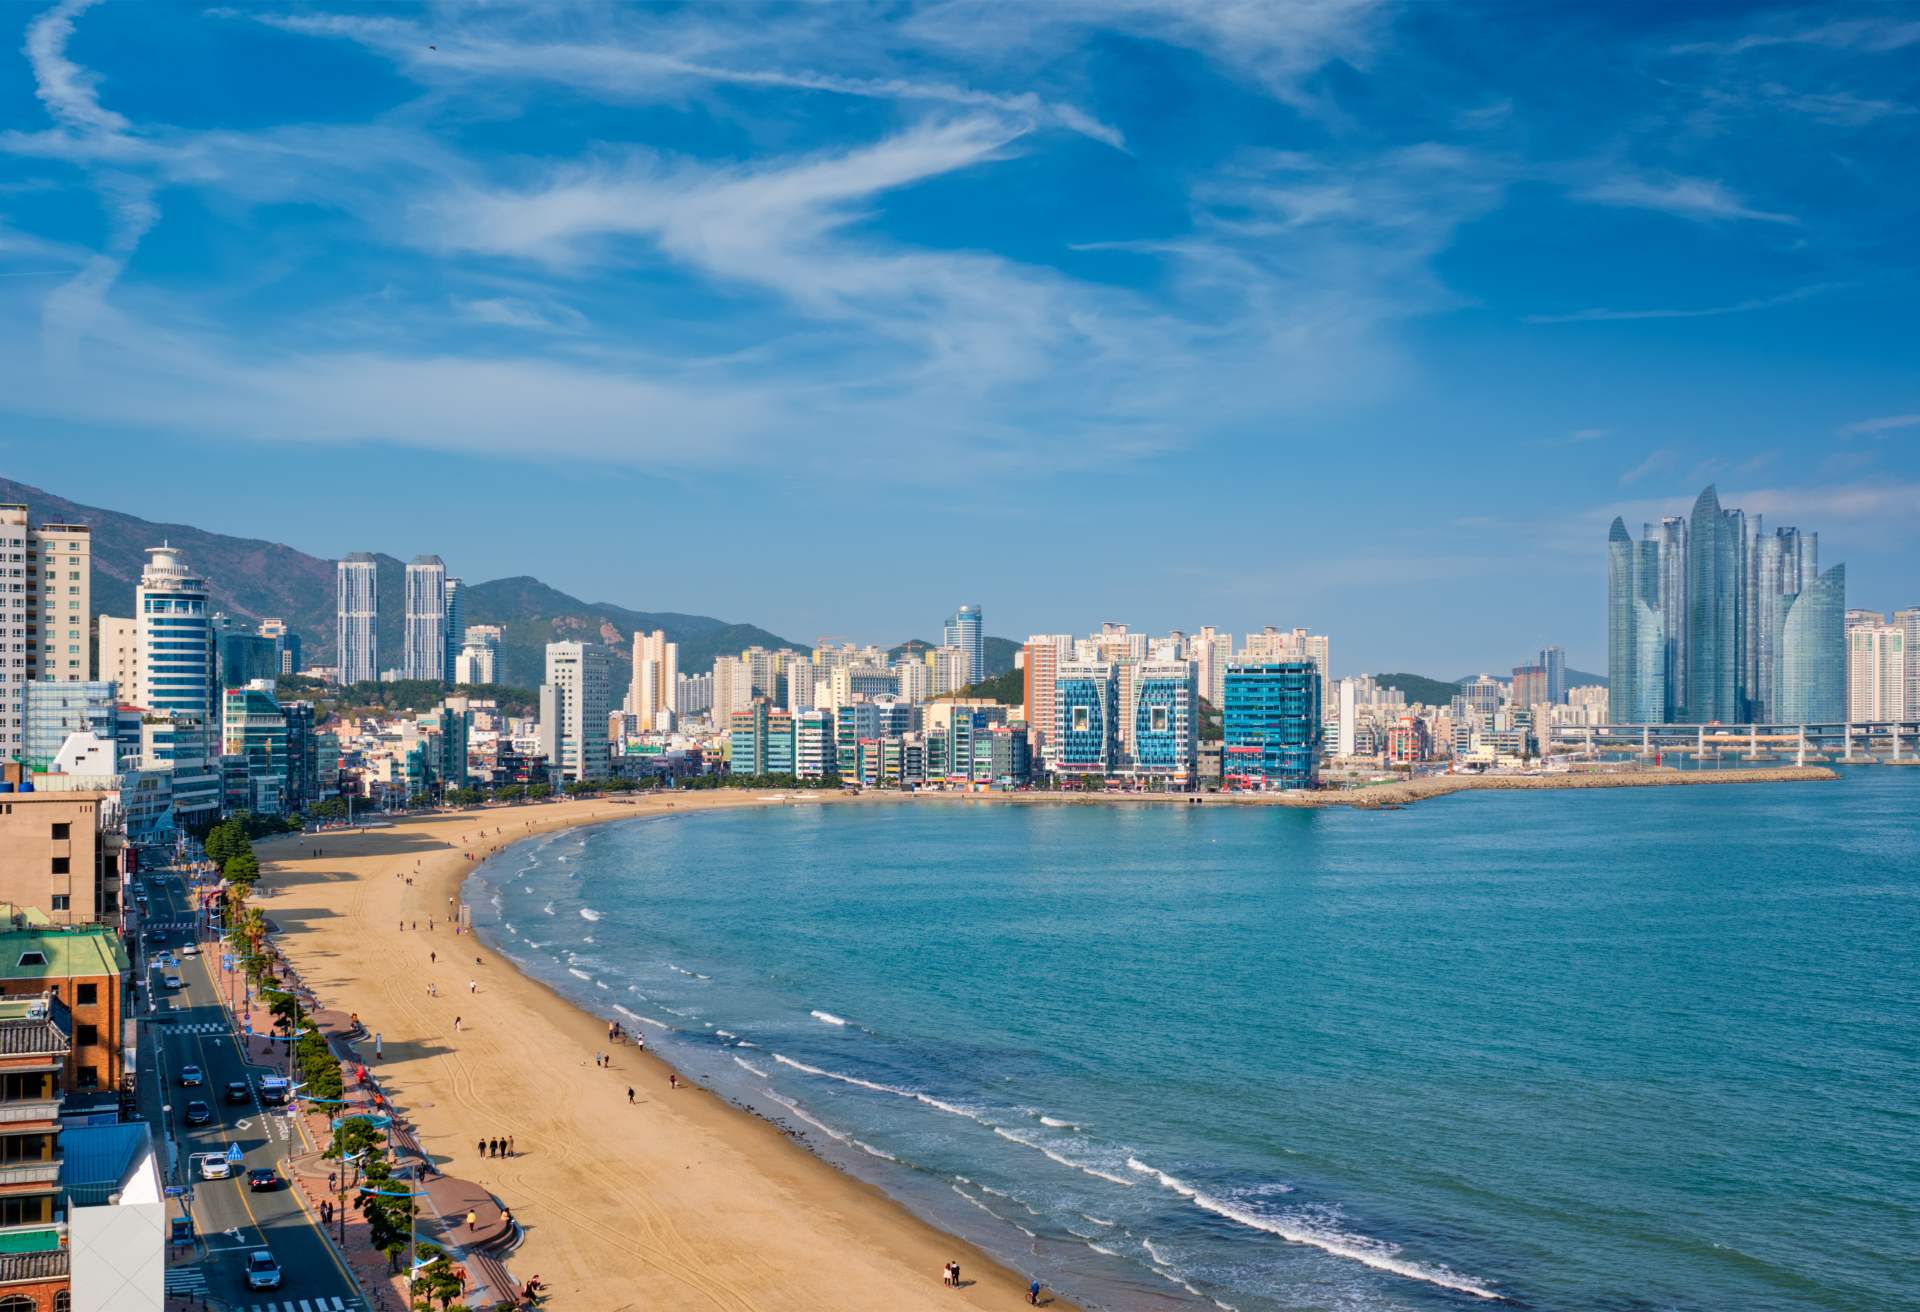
[183,1100,212,1126]
[179,1065,203,1087]
[247,1167,281,1192]
[197,1152,230,1180]
[223,1080,251,1105]
[244,1249,282,1290]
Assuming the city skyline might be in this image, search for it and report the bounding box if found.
[1,3,1916,671]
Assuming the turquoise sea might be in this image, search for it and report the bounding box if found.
[466,771,1917,1311]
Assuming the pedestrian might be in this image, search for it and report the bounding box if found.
[488,1137,498,1157]
[469,980,476,994]
[628,1087,635,1103]
[942,1262,953,1288]
[466,1209,477,1230]
[328,1170,337,1191]
[669,1073,679,1090]
[412,920,417,930]
[952,1260,961,1287]
[477,1139,485,1158]
[453,1015,462,1032]
[1029,1278,1042,1304]
[508,1135,514,1155]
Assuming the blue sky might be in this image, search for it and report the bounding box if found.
[1,0,1915,673]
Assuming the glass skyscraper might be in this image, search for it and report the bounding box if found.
[1685,486,1745,724]
[1776,565,1847,724]
[137,546,219,820]
[1053,661,1117,778]
[1130,661,1196,784]
[943,604,984,686]
[1607,518,1666,723]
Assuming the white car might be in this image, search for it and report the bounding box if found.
[179,943,199,957]
[245,1249,283,1290]
[197,1153,232,1180]
[163,974,184,991]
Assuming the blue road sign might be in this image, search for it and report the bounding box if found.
[226,1143,244,1163]
[164,1185,187,1197]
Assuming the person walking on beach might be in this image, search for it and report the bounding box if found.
[942,1262,954,1288]
[668,1073,679,1090]
[469,980,477,993]
[1029,1278,1042,1304]
[951,1260,961,1287]
[508,1134,515,1155]
[430,951,436,965]
[628,1087,635,1103]
[466,1209,477,1230]
[453,1016,461,1032]
[477,1139,485,1158]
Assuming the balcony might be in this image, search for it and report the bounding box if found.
[0,1102,60,1126]
[0,1161,60,1188]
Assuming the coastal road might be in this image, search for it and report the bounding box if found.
[134,859,370,1312]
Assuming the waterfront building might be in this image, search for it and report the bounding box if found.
[1750,526,1817,720]
[712,656,753,724]
[221,684,289,814]
[1022,634,1072,763]
[1685,486,1746,723]
[629,630,680,728]
[1221,661,1323,790]
[21,682,117,773]
[728,699,796,776]
[944,605,985,684]
[1130,661,1196,785]
[1776,566,1847,724]
[1898,607,1920,721]
[539,641,611,782]
[987,724,1032,789]
[785,657,820,714]
[794,709,836,779]
[1846,612,1906,722]
[0,505,92,764]
[336,553,379,685]
[1386,713,1431,764]
[1240,628,1330,711]
[1606,518,1667,723]
[0,790,117,924]
[1652,515,1688,718]
[403,555,450,682]
[417,704,472,789]
[1052,662,1118,778]
[133,546,218,823]
[1191,627,1233,706]
[443,575,464,680]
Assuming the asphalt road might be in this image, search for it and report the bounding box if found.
[135,858,370,1312]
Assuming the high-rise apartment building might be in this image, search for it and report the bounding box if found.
[628,630,679,728]
[1539,645,1567,705]
[930,645,970,696]
[336,554,379,685]
[0,505,92,763]
[1511,665,1549,709]
[1846,612,1907,722]
[1190,627,1233,706]
[403,555,450,682]
[1776,566,1846,724]
[892,658,931,703]
[1897,607,1920,721]
[455,626,500,686]
[944,605,984,685]
[443,575,463,680]
[1021,634,1072,760]
[538,641,610,782]
[1685,486,1745,723]
[1221,660,1323,790]
[1242,627,1331,712]
[1652,515,1688,716]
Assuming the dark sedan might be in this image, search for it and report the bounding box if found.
[183,1100,212,1126]
[224,1081,251,1105]
[247,1167,282,1192]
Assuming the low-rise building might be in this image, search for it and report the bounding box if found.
[0,789,119,926]
[0,916,127,1096]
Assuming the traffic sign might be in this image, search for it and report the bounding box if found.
[226,1143,244,1163]
[164,1185,187,1197]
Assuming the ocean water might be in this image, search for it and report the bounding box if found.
[466,772,1918,1311]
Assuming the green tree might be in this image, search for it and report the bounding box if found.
[225,848,261,884]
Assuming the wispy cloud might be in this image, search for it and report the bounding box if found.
[1619,449,1676,486]
[1578,174,1796,225]
[1525,284,1832,324]
[1672,17,1920,58]
[1537,427,1611,447]
[24,0,127,134]
[1838,413,1920,437]
[452,298,589,335]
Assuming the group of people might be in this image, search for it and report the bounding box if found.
[479,1135,515,1158]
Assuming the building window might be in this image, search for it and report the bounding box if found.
[76,983,97,1005]
[75,1025,97,1046]
[49,896,68,912]
[55,1293,70,1312]
[49,857,68,875]
[0,1294,36,1312]
[50,822,68,840]
[14,953,45,969]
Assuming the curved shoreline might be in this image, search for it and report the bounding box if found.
[260,793,1070,1312]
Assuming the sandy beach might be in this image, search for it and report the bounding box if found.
[259,793,1066,1312]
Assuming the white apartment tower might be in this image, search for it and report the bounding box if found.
[0,504,93,760]
[539,641,611,782]
[134,545,219,820]
[404,555,449,682]
[336,554,379,685]
[628,629,680,729]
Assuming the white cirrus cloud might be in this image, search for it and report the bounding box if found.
[1838,413,1920,437]
[1578,173,1796,225]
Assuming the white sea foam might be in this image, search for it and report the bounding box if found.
[810,1010,848,1026]
[660,1005,692,1018]
[1038,1115,1081,1130]
[595,980,608,990]
[579,908,602,922]
[768,1093,847,1142]
[524,940,542,949]
[854,1140,899,1163]
[996,1128,1135,1187]
[1127,1159,1500,1301]
[1143,1237,1174,1267]
[733,1056,769,1078]
[1087,1242,1120,1258]
[716,1030,736,1039]
[770,1054,989,1125]
[1080,1214,1115,1228]
[582,936,594,944]
[613,1006,669,1030]
[736,1040,757,1048]
[542,903,554,916]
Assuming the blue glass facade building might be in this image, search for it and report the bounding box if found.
[22,680,117,771]
[1052,662,1117,778]
[1130,661,1196,784]
[1221,661,1322,790]
[1776,564,1847,724]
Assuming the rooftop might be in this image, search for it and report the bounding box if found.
[0,921,127,981]
[0,996,70,1058]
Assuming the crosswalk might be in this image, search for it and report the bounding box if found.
[170,1021,231,1035]
[144,920,199,930]
[164,1264,208,1296]
[238,1299,364,1312]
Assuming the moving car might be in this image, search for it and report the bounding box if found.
[197,1152,230,1180]
[162,973,184,991]
[179,943,199,957]
[247,1166,281,1192]
[258,1075,291,1105]
[244,1249,282,1290]
[179,1065,203,1086]
[223,1080,251,1105]
[183,1100,212,1126]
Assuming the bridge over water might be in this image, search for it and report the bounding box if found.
[1542,720,1920,763]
